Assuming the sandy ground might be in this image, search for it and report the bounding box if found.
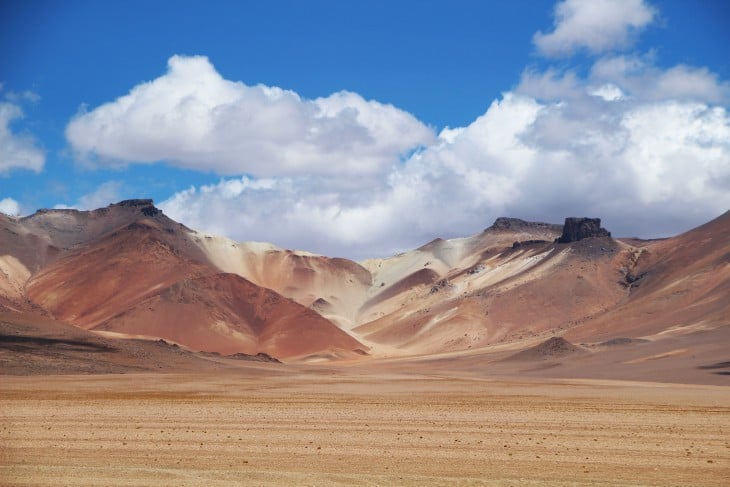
[1,367,728,486]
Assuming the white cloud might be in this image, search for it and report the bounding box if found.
[0,99,45,174]
[518,55,729,105]
[161,85,730,258]
[589,84,624,101]
[55,181,123,211]
[66,55,435,178]
[590,56,729,103]
[0,197,21,216]
[534,0,657,57]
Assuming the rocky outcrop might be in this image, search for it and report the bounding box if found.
[226,352,281,363]
[112,199,162,217]
[490,217,563,233]
[556,217,611,243]
[506,336,585,361]
[113,199,155,208]
[512,239,548,249]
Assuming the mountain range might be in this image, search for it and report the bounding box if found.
[1,199,727,382]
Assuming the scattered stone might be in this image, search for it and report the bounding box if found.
[430,278,451,294]
[311,297,330,310]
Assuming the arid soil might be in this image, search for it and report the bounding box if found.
[1,368,728,486]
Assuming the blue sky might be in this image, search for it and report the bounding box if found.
[1,0,729,258]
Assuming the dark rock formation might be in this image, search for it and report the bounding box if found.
[489,217,563,233]
[226,352,282,363]
[556,217,611,243]
[598,337,650,347]
[512,239,548,249]
[532,336,582,356]
[430,278,452,294]
[505,336,584,361]
[467,264,486,274]
[112,199,162,217]
[113,199,155,208]
[622,271,648,288]
[311,297,331,311]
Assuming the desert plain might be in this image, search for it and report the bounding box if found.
[1,364,729,486]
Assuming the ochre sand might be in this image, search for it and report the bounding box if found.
[1,367,728,486]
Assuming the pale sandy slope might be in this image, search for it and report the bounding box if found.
[194,212,729,367]
[193,218,575,355]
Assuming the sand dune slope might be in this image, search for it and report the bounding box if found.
[25,219,212,329]
[192,235,373,330]
[565,210,730,342]
[95,273,365,359]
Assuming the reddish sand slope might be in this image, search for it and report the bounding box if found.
[26,219,212,328]
[565,210,730,342]
[94,273,365,359]
[354,213,729,359]
[8,201,365,361]
[0,311,229,374]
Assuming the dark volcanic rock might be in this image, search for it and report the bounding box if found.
[226,352,282,363]
[556,217,611,243]
[512,239,548,249]
[506,336,584,361]
[112,199,162,217]
[490,217,562,233]
[311,297,331,311]
[430,278,452,294]
[113,199,155,208]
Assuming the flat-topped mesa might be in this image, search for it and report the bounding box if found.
[112,199,154,208]
[27,199,162,219]
[489,217,563,233]
[556,217,611,243]
[109,199,162,217]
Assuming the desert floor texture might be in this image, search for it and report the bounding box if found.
[1,365,728,486]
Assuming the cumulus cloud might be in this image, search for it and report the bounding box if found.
[0,96,45,174]
[54,180,123,211]
[0,197,21,216]
[519,55,729,105]
[161,83,730,258]
[590,57,730,103]
[66,55,434,178]
[534,0,657,57]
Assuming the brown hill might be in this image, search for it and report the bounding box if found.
[354,231,625,355]
[94,273,365,359]
[3,200,366,363]
[25,219,211,328]
[0,311,224,374]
